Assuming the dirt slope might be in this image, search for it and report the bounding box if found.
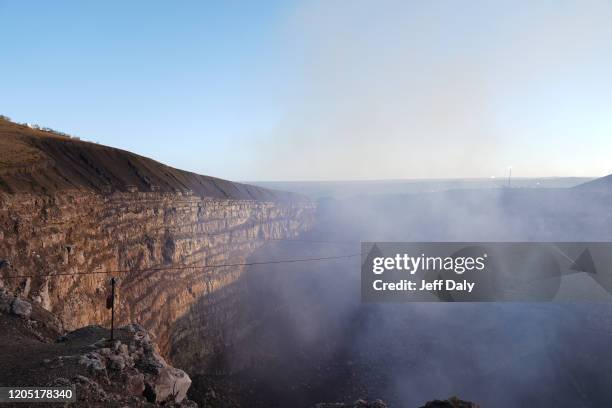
[0,118,297,201]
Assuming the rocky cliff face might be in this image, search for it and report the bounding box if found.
[0,189,315,358]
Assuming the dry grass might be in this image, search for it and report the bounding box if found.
[0,123,47,170]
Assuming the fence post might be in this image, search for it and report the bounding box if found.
[107,277,116,341]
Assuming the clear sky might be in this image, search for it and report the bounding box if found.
[2,1,612,181]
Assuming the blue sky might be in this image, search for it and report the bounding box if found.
[2,1,612,181]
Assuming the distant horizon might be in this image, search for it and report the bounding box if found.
[247,176,596,198]
[246,176,597,183]
[1,112,606,183]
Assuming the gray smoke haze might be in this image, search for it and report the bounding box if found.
[182,2,612,404]
[242,0,612,180]
[213,184,612,407]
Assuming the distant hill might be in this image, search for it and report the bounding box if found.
[574,174,612,191]
[0,117,299,201]
[252,177,593,199]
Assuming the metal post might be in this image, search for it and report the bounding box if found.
[110,277,116,341]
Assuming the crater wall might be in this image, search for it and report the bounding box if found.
[0,190,315,356]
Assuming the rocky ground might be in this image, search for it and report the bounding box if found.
[0,287,196,407]
[313,398,478,408]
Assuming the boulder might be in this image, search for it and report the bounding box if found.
[108,354,125,371]
[137,350,166,375]
[79,352,106,372]
[10,297,32,319]
[150,365,192,403]
[119,343,129,356]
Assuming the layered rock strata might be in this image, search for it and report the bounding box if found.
[0,190,315,357]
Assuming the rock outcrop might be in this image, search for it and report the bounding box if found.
[0,293,198,406]
[70,323,193,404]
[418,398,479,408]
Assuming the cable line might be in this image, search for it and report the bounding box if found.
[1,253,360,279]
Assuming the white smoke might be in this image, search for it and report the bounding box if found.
[243,0,612,180]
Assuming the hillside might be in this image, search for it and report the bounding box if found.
[574,173,612,191]
[0,117,295,201]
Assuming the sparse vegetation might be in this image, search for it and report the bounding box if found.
[0,114,81,140]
